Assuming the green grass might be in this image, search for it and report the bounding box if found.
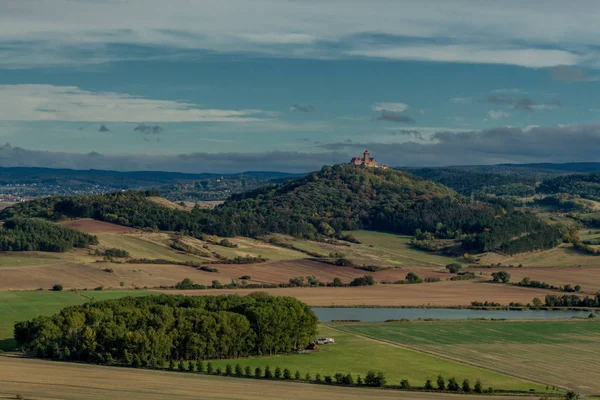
[338,319,600,346]
[96,234,199,263]
[337,320,600,393]
[209,325,544,392]
[0,253,62,268]
[0,290,149,351]
[342,231,465,268]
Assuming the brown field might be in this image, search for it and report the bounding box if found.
[0,356,540,400]
[59,219,139,234]
[0,202,15,211]
[158,280,554,307]
[472,265,600,294]
[148,196,193,211]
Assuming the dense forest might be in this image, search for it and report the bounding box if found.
[1,165,563,253]
[406,168,538,197]
[14,293,317,364]
[537,173,600,201]
[0,218,98,252]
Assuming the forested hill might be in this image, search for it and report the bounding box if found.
[537,173,600,201]
[0,164,563,253]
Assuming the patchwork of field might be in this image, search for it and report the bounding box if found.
[161,280,554,307]
[59,219,139,234]
[338,320,600,394]
[209,326,544,392]
[0,290,148,351]
[0,356,541,400]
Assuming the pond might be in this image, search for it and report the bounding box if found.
[312,307,596,322]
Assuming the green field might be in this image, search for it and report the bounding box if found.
[0,253,62,268]
[342,230,466,268]
[210,325,544,392]
[0,290,149,351]
[96,234,200,263]
[338,320,600,394]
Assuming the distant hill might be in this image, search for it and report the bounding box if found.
[402,162,600,197]
[0,166,304,200]
[2,164,563,254]
[538,172,600,201]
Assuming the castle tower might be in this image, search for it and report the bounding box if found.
[363,150,370,164]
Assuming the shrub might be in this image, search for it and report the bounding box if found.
[400,379,410,389]
[334,372,344,384]
[304,372,311,381]
[240,275,252,280]
[474,379,482,393]
[245,365,252,377]
[274,367,282,379]
[254,367,262,378]
[188,361,195,372]
[206,362,213,374]
[491,271,511,283]
[447,378,459,391]
[169,359,176,370]
[264,366,273,379]
[215,367,222,375]
[324,375,333,384]
[294,370,301,380]
[349,275,375,287]
[178,361,186,372]
[425,379,434,390]
[364,371,386,387]
[356,375,363,386]
[226,364,233,376]
[315,373,322,383]
[445,263,462,273]
[235,364,243,377]
[283,368,292,380]
[462,379,471,393]
[437,375,445,390]
[104,248,130,258]
[52,284,63,291]
[197,361,205,373]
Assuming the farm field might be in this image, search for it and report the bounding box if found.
[471,265,600,294]
[161,280,554,307]
[0,356,542,400]
[478,243,600,267]
[209,326,544,392]
[0,290,149,351]
[0,253,63,268]
[341,230,467,268]
[338,320,600,394]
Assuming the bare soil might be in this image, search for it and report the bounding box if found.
[59,219,139,234]
[0,356,539,400]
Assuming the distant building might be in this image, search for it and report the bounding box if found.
[350,150,388,169]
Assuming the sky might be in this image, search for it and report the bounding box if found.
[2,0,600,173]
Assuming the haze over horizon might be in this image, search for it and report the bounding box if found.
[2,1,600,173]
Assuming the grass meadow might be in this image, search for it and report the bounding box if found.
[0,290,149,351]
[209,325,545,392]
[338,320,600,394]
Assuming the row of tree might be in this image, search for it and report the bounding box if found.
[14,293,317,364]
[0,217,98,252]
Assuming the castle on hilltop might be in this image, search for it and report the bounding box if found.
[350,150,388,169]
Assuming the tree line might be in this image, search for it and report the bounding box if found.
[14,293,317,364]
[0,217,98,252]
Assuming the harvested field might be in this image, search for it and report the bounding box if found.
[0,253,62,268]
[0,356,539,400]
[59,219,139,234]
[0,202,15,211]
[471,265,600,294]
[158,280,554,307]
[148,196,193,211]
[339,320,600,394]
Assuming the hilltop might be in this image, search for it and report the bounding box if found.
[1,164,562,253]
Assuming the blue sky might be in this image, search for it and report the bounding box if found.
[1,0,600,172]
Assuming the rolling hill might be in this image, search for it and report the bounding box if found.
[1,164,563,254]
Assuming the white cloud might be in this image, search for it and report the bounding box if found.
[487,110,511,120]
[450,97,471,104]
[0,84,276,122]
[1,0,599,68]
[372,102,409,113]
[346,45,579,68]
